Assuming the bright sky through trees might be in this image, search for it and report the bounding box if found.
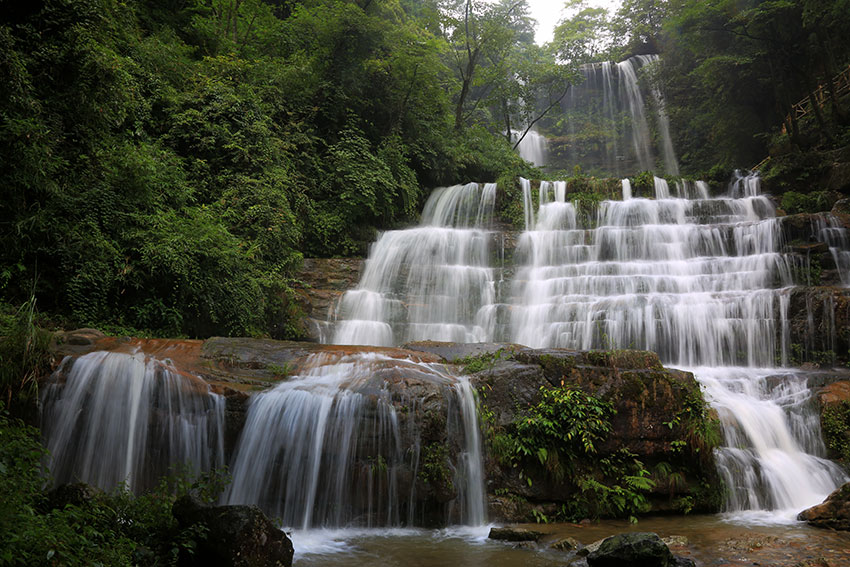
[528,0,622,44]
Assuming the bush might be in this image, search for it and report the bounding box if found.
[0,407,230,567]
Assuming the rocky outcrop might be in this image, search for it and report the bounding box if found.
[797,482,850,530]
[785,287,850,367]
[293,258,364,341]
[173,495,294,567]
[464,347,722,520]
[487,527,544,542]
[44,337,721,526]
[587,532,695,567]
[815,380,850,463]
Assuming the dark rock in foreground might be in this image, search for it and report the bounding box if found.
[487,526,544,542]
[173,495,294,567]
[587,532,694,567]
[798,482,850,530]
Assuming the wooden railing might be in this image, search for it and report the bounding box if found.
[788,64,850,121]
[753,64,850,170]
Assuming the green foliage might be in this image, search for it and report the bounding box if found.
[0,408,231,567]
[780,191,830,215]
[0,0,545,338]
[454,348,507,375]
[0,298,53,415]
[494,385,654,521]
[419,443,453,493]
[821,401,850,463]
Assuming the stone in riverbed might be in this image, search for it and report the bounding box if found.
[487,526,544,542]
[173,495,294,567]
[550,536,582,551]
[797,482,850,530]
[586,532,692,567]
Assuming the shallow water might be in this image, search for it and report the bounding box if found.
[290,516,850,567]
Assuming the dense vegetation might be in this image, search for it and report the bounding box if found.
[3,0,849,338]
[0,0,547,338]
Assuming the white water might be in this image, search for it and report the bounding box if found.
[511,128,547,167]
[558,55,679,176]
[224,352,487,529]
[332,171,849,522]
[332,183,499,346]
[509,172,848,520]
[41,351,225,492]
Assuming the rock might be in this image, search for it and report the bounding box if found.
[661,535,689,548]
[797,482,850,530]
[488,526,544,542]
[173,495,294,567]
[577,538,605,557]
[586,532,674,567]
[473,347,722,514]
[551,537,582,551]
[512,541,538,550]
[64,328,105,346]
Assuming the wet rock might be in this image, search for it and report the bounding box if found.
[473,347,721,515]
[798,482,850,530]
[488,526,544,542]
[173,495,294,567]
[292,258,364,340]
[793,559,832,567]
[661,535,689,548]
[403,341,520,365]
[512,541,538,550]
[551,537,582,551]
[577,538,605,557]
[63,328,105,346]
[586,532,674,567]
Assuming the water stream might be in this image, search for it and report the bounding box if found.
[41,350,225,492]
[224,352,486,529]
[331,173,849,524]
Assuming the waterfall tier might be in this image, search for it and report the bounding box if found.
[224,352,486,529]
[332,183,499,347]
[41,350,225,492]
[329,172,850,520]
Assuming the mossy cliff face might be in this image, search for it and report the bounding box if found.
[50,335,722,524]
[449,346,722,522]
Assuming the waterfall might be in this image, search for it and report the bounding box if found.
[332,183,499,346]
[814,215,850,286]
[554,55,678,176]
[224,352,486,528]
[41,350,225,492]
[509,172,848,521]
[511,128,548,167]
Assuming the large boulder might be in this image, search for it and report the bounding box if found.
[467,347,722,518]
[587,532,694,567]
[797,483,850,530]
[173,495,294,567]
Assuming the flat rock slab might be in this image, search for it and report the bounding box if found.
[488,527,545,542]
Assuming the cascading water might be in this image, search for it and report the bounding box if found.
[509,172,848,521]
[555,55,678,176]
[332,183,499,346]
[510,128,548,167]
[224,352,486,528]
[41,350,225,492]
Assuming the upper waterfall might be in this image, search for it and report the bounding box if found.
[332,183,499,346]
[550,55,679,176]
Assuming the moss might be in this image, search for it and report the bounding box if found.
[822,401,850,463]
[418,442,454,494]
[453,349,506,374]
